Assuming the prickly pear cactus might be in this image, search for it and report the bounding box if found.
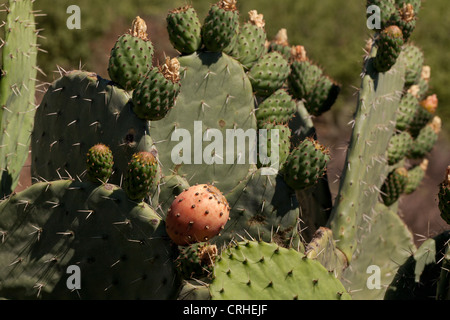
[0,0,38,197]
[209,240,351,300]
[31,70,155,186]
[0,180,179,299]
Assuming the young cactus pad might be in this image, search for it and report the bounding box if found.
[209,240,351,300]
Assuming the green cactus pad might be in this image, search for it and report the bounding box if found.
[166,5,202,55]
[31,70,155,186]
[107,17,154,91]
[0,180,179,299]
[385,230,449,300]
[221,168,300,249]
[155,174,190,219]
[282,138,330,191]
[123,151,160,201]
[0,0,38,197]
[210,240,351,300]
[86,144,114,183]
[201,1,239,53]
[248,51,290,97]
[373,25,404,73]
[329,47,406,262]
[341,203,415,300]
[149,52,256,195]
[381,167,408,206]
[387,131,413,165]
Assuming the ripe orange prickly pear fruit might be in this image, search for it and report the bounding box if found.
[165,184,230,245]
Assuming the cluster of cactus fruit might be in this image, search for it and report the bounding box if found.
[0,0,449,300]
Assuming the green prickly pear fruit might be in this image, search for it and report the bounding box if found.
[255,89,296,128]
[387,131,413,165]
[257,122,291,169]
[166,5,202,55]
[408,65,430,100]
[165,184,231,246]
[288,46,323,100]
[389,3,416,42]
[108,16,154,91]
[176,242,218,279]
[201,0,239,52]
[305,74,340,117]
[405,159,428,194]
[282,137,330,190]
[86,144,114,183]
[401,44,424,87]
[235,10,267,69]
[123,150,160,201]
[373,25,404,73]
[438,166,450,224]
[248,51,290,97]
[288,46,339,116]
[268,28,292,60]
[396,92,419,131]
[409,94,437,138]
[367,0,397,30]
[132,57,181,120]
[408,116,441,159]
[396,0,422,15]
[381,167,409,206]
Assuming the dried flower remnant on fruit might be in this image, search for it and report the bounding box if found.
[130,16,148,40]
[420,94,438,114]
[219,0,237,11]
[273,28,289,46]
[248,10,265,28]
[430,116,442,135]
[291,45,308,62]
[421,65,431,81]
[400,3,415,22]
[160,57,181,83]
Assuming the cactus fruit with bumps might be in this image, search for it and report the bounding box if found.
[165,184,231,245]
[373,25,404,73]
[0,0,447,301]
[123,151,160,201]
[201,0,239,52]
[86,144,114,183]
[166,5,202,55]
[108,16,154,91]
[131,56,181,120]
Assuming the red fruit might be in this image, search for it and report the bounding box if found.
[165,184,230,246]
